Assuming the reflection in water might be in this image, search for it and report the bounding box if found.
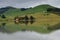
[0,23,6,32]
[21,29,26,31]
[14,16,19,24]
[0,22,60,33]
[0,23,12,33]
[24,15,29,25]
[47,23,60,31]
[14,15,35,25]
[0,30,60,40]
[0,22,27,33]
[0,15,60,33]
[30,16,35,24]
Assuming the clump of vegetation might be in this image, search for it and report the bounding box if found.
[1,14,6,18]
[30,16,35,24]
[20,8,28,11]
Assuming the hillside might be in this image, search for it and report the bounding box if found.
[0,6,15,14]
[0,4,55,16]
[0,4,60,33]
[0,4,59,17]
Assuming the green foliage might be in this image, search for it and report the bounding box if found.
[3,4,54,17]
[1,14,6,18]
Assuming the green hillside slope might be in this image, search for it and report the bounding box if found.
[3,4,54,16]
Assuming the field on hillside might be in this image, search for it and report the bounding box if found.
[0,13,60,33]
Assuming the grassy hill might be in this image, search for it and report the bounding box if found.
[0,4,59,17]
[0,4,60,33]
[0,4,54,16]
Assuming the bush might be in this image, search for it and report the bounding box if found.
[21,8,27,11]
[1,14,6,18]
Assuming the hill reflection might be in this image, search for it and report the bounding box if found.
[0,23,7,32]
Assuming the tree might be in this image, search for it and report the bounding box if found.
[21,8,27,11]
[30,16,35,24]
[1,14,6,18]
[24,15,29,25]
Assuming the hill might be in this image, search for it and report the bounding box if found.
[0,4,60,17]
[0,6,15,14]
[0,4,60,33]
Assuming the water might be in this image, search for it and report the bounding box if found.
[0,14,60,40]
[0,22,60,40]
[0,21,60,33]
[0,30,60,40]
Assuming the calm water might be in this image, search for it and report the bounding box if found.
[0,22,60,40]
[0,21,60,33]
[0,30,60,40]
[0,17,60,40]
